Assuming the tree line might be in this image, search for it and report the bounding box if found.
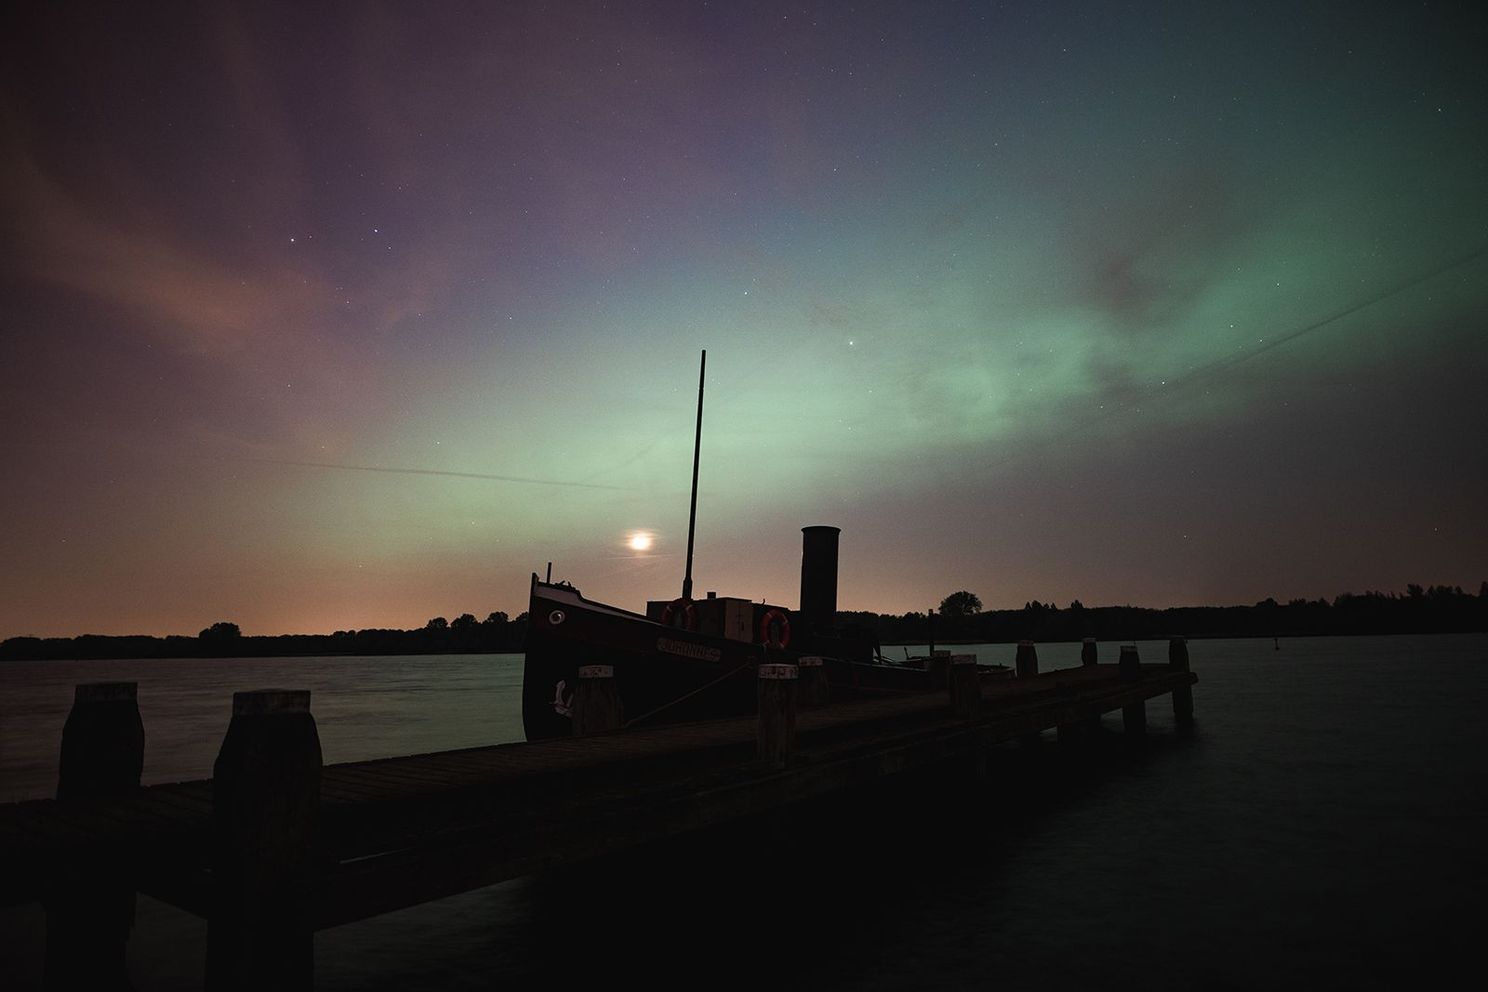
[0,612,530,661]
[867,582,1488,645]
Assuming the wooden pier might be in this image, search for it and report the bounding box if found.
[0,641,1196,988]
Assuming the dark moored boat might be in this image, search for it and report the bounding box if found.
[524,525,889,741]
[521,352,1004,741]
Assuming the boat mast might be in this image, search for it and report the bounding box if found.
[682,349,706,601]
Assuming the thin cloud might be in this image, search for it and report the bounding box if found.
[243,455,636,491]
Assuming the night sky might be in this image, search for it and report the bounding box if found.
[2,1,1484,639]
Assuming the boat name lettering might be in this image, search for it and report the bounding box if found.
[656,637,722,662]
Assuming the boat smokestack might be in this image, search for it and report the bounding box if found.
[799,525,841,634]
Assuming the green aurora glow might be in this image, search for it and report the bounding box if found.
[1,1,1484,636]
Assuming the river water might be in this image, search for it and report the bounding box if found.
[1,634,1484,989]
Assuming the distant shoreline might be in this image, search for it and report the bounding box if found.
[1,630,1483,665]
[879,629,1485,646]
[3,587,1483,661]
[856,589,1486,648]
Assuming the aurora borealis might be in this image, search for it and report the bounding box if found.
[2,1,1484,638]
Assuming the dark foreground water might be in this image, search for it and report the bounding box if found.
[2,634,1485,989]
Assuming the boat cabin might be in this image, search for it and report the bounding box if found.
[644,593,787,644]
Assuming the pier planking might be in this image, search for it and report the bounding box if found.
[0,654,1196,985]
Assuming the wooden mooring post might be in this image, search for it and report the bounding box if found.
[45,682,144,992]
[1075,638,1102,736]
[757,664,798,767]
[1015,642,1041,744]
[1170,637,1194,731]
[206,690,322,992]
[1015,640,1039,679]
[798,656,830,709]
[572,665,622,734]
[926,653,949,690]
[949,654,980,718]
[1118,646,1146,738]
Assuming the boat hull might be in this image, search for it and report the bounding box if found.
[523,580,782,741]
[521,578,1012,741]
